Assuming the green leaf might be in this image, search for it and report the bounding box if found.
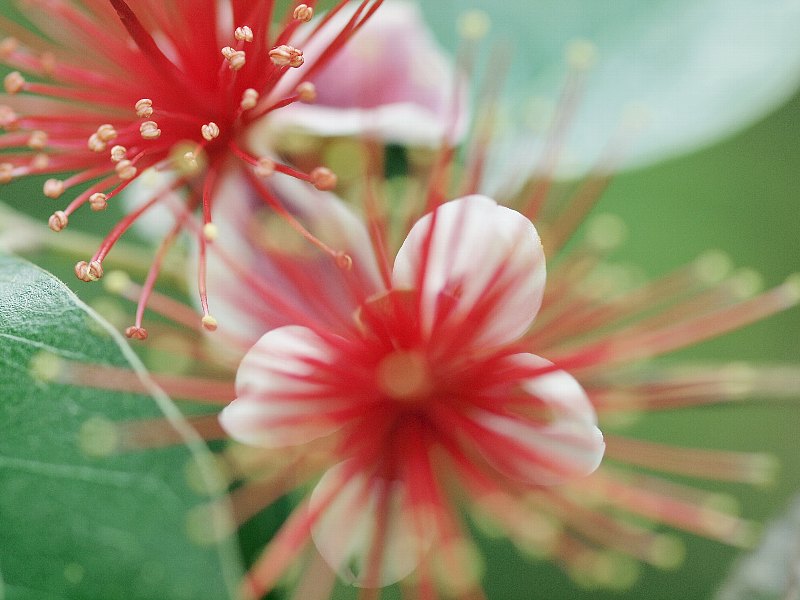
[0,255,242,600]
[422,0,800,170]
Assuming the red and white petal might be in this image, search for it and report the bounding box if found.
[206,171,385,344]
[468,354,604,486]
[272,0,468,146]
[310,461,429,587]
[393,195,546,349]
[220,325,346,448]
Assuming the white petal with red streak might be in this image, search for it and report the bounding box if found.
[220,325,345,448]
[310,461,428,587]
[469,354,604,486]
[393,195,546,349]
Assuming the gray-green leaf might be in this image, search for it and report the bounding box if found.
[422,0,800,171]
[0,256,242,600]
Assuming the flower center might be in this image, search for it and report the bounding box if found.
[376,350,432,401]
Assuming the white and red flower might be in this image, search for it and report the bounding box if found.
[219,195,605,593]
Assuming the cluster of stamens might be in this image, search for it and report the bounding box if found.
[0,0,389,342]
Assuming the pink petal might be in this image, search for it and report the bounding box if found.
[468,354,605,486]
[205,171,384,344]
[273,0,468,146]
[219,325,346,448]
[392,195,547,349]
[309,460,428,587]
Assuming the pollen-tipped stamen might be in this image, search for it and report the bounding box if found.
[246,171,352,271]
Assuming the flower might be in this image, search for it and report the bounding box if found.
[219,194,606,593]
[266,0,469,146]
[40,123,800,596]
[0,0,385,333]
[36,166,800,596]
[159,119,796,594]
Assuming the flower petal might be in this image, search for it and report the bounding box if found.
[310,461,427,587]
[206,171,384,344]
[273,0,468,146]
[392,195,546,349]
[468,354,604,486]
[220,325,346,448]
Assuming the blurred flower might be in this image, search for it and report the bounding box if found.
[0,0,390,333]
[266,0,469,146]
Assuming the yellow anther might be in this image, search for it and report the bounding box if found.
[89,192,108,211]
[335,251,353,271]
[139,120,161,139]
[203,223,219,242]
[223,48,246,70]
[74,260,104,282]
[48,210,68,232]
[135,98,153,118]
[240,88,259,110]
[293,4,313,22]
[125,326,148,340]
[310,166,337,191]
[269,45,304,68]
[201,122,220,141]
[74,261,89,281]
[115,159,137,180]
[87,133,106,153]
[296,82,316,103]
[27,130,48,150]
[110,145,127,162]
[88,260,104,281]
[255,157,275,177]
[201,315,218,331]
[96,124,117,143]
[234,26,253,42]
[3,71,24,94]
[43,178,65,199]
